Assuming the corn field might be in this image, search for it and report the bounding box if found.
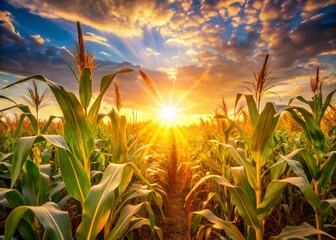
[0,23,335,240]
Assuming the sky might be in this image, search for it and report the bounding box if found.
[0,0,335,125]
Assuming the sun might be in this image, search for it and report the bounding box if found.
[160,106,177,125]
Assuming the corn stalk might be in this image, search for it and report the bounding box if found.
[278,69,336,239]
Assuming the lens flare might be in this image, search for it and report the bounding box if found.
[160,106,177,121]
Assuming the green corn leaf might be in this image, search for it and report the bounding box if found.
[0,104,39,146]
[107,183,162,230]
[87,68,156,130]
[195,224,214,239]
[297,149,320,180]
[41,115,62,134]
[10,135,69,188]
[109,109,121,163]
[106,202,155,240]
[119,116,128,163]
[63,56,79,83]
[236,93,259,128]
[128,218,163,240]
[0,94,17,104]
[264,149,302,180]
[313,93,323,124]
[202,158,222,175]
[11,112,38,147]
[201,192,225,210]
[0,188,25,208]
[320,198,336,220]
[257,176,319,220]
[319,151,336,188]
[0,103,37,135]
[100,68,134,92]
[87,68,134,130]
[221,144,257,189]
[251,102,279,156]
[58,149,90,204]
[256,181,287,220]
[3,75,94,167]
[271,222,335,240]
[126,162,164,215]
[44,79,94,164]
[320,198,336,210]
[5,202,72,240]
[280,105,325,159]
[291,96,314,112]
[215,116,248,141]
[320,89,336,124]
[11,136,38,188]
[17,219,36,240]
[38,170,49,205]
[282,177,319,210]
[76,163,132,240]
[186,175,260,229]
[219,143,243,165]
[191,209,245,240]
[270,161,287,180]
[22,160,40,206]
[231,166,255,206]
[261,136,274,166]
[79,68,92,109]
[295,107,325,159]
[276,152,308,180]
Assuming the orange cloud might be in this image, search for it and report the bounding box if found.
[30,34,45,45]
[0,10,22,43]
[8,0,173,37]
[303,0,334,11]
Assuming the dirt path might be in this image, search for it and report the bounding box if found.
[155,176,189,240]
[154,129,188,240]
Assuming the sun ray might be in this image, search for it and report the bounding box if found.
[173,68,210,108]
[139,81,166,108]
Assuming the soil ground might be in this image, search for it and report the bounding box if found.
[154,129,189,240]
[154,175,189,240]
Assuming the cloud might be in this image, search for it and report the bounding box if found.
[83,32,111,47]
[186,49,197,55]
[30,34,45,46]
[0,10,23,44]
[1,0,335,118]
[259,0,282,21]
[181,0,192,12]
[100,51,111,57]
[8,0,173,37]
[228,2,242,17]
[265,12,336,69]
[303,0,335,12]
[145,47,160,56]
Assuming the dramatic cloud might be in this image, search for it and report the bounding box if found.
[30,34,45,46]
[8,0,173,37]
[0,10,23,44]
[0,0,335,122]
[303,0,335,12]
[266,12,336,69]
